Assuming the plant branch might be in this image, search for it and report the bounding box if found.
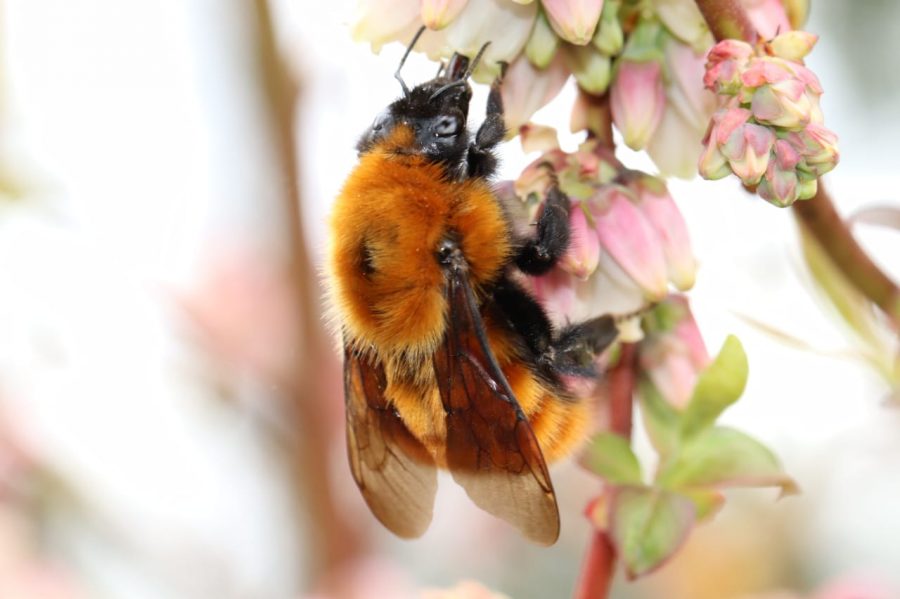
[693,0,758,43]
[795,186,900,327]
[252,0,366,587]
[574,343,637,599]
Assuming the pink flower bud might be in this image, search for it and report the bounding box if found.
[629,175,697,291]
[421,0,469,30]
[704,40,753,94]
[698,136,731,180]
[611,60,665,150]
[793,123,840,175]
[758,161,800,207]
[751,79,815,129]
[500,53,570,135]
[543,0,605,45]
[589,186,668,300]
[768,30,818,62]
[639,296,710,409]
[559,203,601,279]
[721,122,776,185]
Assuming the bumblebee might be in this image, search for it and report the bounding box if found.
[327,29,618,545]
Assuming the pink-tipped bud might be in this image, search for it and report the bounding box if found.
[768,30,818,62]
[543,0,605,45]
[751,78,815,129]
[721,122,776,185]
[794,123,840,176]
[629,175,697,291]
[698,137,731,180]
[559,203,601,279]
[758,161,800,207]
[421,0,469,30]
[611,60,665,150]
[639,296,710,410]
[704,39,753,94]
[589,186,669,300]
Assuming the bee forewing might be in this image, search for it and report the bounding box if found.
[434,265,561,545]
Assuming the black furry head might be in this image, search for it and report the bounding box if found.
[356,34,489,172]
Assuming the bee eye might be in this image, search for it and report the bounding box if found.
[434,116,460,137]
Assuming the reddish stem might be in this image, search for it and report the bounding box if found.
[794,186,900,326]
[693,0,758,43]
[574,344,637,599]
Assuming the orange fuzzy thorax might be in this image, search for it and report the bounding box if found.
[328,126,511,355]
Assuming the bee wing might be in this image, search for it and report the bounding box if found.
[344,347,438,538]
[433,267,560,545]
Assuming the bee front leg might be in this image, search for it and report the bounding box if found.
[467,65,507,179]
[515,173,571,276]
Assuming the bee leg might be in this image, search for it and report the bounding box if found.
[547,316,618,377]
[515,179,571,276]
[467,65,507,179]
[490,277,555,359]
[491,278,618,380]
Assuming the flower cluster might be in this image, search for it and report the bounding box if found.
[507,127,696,335]
[352,0,718,177]
[699,32,839,206]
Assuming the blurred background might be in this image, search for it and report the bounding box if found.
[0,1,898,598]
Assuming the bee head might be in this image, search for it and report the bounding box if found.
[357,28,489,169]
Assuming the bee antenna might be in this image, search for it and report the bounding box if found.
[428,41,492,101]
[395,25,427,98]
[463,41,491,79]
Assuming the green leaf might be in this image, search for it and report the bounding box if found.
[582,433,643,485]
[638,379,681,456]
[677,489,725,522]
[658,426,799,497]
[610,486,696,579]
[680,335,749,438]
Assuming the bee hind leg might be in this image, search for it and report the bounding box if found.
[490,278,617,380]
[546,316,618,378]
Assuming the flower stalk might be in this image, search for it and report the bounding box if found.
[574,344,637,599]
